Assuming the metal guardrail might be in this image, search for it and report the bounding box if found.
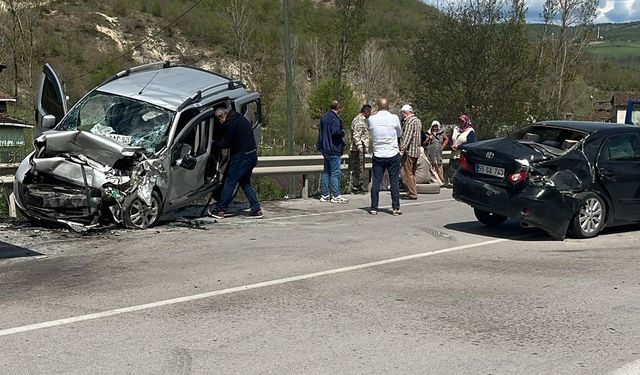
[0,151,452,216]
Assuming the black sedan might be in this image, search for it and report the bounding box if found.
[452,120,640,239]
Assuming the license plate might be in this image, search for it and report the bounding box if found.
[107,134,132,145]
[475,163,505,178]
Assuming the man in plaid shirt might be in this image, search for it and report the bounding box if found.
[349,104,372,193]
[399,104,422,199]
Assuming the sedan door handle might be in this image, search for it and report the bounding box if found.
[599,169,616,179]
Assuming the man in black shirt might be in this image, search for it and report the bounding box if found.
[208,108,263,219]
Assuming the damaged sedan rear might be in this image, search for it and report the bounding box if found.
[14,62,262,231]
[452,121,640,239]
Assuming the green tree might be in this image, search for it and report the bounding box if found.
[538,0,599,116]
[412,0,537,139]
[307,78,359,123]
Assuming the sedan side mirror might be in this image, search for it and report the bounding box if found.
[42,114,57,129]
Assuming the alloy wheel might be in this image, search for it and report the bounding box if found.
[578,197,603,234]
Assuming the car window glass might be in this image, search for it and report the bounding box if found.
[240,101,260,127]
[512,126,587,148]
[175,111,216,158]
[57,91,174,155]
[42,76,65,121]
[600,134,640,161]
[631,103,640,126]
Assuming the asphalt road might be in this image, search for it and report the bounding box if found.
[1,189,639,375]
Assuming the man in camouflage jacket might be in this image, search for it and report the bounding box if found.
[349,104,372,193]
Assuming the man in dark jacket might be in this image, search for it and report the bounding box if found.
[208,108,263,219]
[316,100,348,203]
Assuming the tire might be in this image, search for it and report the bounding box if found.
[568,192,606,239]
[474,208,508,226]
[123,191,162,229]
[416,183,440,194]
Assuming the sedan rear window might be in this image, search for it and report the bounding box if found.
[512,125,587,151]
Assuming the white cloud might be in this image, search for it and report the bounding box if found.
[421,0,640,23]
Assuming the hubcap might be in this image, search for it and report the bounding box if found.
[129,198,159,229]
[578,197,603,234]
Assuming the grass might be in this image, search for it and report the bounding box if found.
[587,41,640,60]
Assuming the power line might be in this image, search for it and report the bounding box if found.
[67,0,205,82]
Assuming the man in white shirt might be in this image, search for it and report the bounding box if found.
[367,97,403,216]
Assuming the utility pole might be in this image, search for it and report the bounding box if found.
[283,0,296,195]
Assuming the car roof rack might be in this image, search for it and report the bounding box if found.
[176,79,246,111]
[100,60,178,86]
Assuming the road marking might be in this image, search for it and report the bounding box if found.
[0,235,504,337]
[608,359,640,375]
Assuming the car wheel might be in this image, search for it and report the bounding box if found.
[123,191,162,229]
[568,192,606,239]
[474,208,508,226]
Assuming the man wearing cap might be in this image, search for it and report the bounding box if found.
[399,104,422,200]
[368,97,402,215]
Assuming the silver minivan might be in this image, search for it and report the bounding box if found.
[14,61,262,230]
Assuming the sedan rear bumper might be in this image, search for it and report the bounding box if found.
[452,171,580,239]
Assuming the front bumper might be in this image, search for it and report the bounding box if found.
[452,172,580,239]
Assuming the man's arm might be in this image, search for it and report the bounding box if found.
[352,117,365,149]
[329,116,344,137]
[399,118,415,151]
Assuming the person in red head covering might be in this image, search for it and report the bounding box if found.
[450,114,475,155]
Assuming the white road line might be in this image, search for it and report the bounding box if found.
[608,359,640,375]
[0,235,504,337]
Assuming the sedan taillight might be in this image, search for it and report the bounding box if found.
[459,153,471,172]
[508,170,529,185]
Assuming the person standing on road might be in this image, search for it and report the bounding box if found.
[317,100,348,204]
[424,120,448,184]
[451,113,476,153]
[399,104,422,200]
[349,104,372,194]
[208,108,263,219]
[448,113,476,185]
[368,97,402,216]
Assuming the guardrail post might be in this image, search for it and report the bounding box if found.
[301,174,309,199]
[8,192,17,218]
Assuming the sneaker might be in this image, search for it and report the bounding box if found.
[392,209,402,216]
[331,196,349,204]
[207,208,225,219]
[369,209,378,215]
[320,195,330,202]
[248,209,264,219]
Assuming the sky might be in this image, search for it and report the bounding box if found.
[422,0,640,23]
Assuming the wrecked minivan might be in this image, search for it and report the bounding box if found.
[452,121,640,239]
[14,61,261,231]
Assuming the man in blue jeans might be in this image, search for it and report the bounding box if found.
[208,108,263,219]
[367,97,402,215]
[316,100,348,204]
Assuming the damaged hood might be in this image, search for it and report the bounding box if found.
[462,137,548,163]
[34,130,144,166]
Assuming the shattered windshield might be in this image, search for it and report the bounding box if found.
[57,91,175,154]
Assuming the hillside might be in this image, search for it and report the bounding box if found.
[526,21,640,42]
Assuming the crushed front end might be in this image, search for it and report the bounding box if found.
[13,131,166,231]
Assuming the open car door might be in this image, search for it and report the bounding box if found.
[233,92,262,147]
[165,108,218,209]
[35,63,68,137]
